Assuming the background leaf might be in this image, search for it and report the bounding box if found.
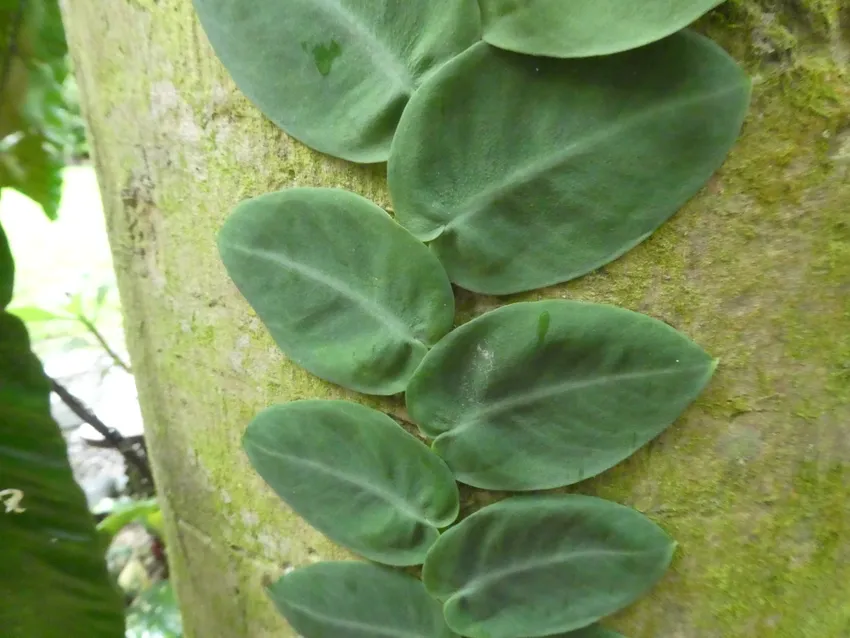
[8,304,71,322]
[242,400,459,566]
[268,561,457,638]
[407,300,716,491]
[0,0,73,219]
[96,497,160,541]
[388,32,751,295]
[422,495,675,638]
[478,0,725,58]
[192,0,480,162]
[0,312,125,637]
[125,581,183,638]
[218,188,455,396]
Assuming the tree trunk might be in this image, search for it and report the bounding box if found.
[60,1,849,636]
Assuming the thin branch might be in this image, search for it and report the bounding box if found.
[77,315,132,373]
[50,378,153,486]
[0,0,26,100]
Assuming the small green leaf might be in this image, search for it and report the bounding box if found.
[422,495,675,638]
[478,0,726,58]
[96,497,160,541]
[267,561,457,638]
[0,223,13,309]
[0,132,64,220]
[388,32,751,294]
[218,188,455,396]
[242,400,459,566]
[192,0,480,162]
[406,300,716,491]
[8,305,72,322]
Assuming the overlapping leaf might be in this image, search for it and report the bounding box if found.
[388,32,751,294]
[406,300,716,491]
[268,562,457,638]
[423,495,675,638]
[478,0,726,58]
[242,400,459,566]
[218,188,454,396]
[192,0,480,162]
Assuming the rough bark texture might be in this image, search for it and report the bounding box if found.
[60,1,849,636]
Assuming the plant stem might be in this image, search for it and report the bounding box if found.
[50,378,153,486]
[77,315,133,373]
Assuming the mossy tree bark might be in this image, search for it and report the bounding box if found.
[60,1,849,636]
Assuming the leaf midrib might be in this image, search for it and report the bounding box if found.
[283,597,430,638]
[442,82,745,233]
[313,0,415,93]
[450,545,662,600]
[451,363,711,435]
[228,243,422,347]
[248,441,434,526]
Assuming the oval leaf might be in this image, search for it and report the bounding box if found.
[422,495,675,638]
[479,0,726,58]
[388,32,751,295]
[192,0,480,163]
[242,400,459,566]
[406,300,716,491]
[218,188,455,396]
[268,561,457,638]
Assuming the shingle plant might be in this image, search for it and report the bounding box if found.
[196,0,752,636]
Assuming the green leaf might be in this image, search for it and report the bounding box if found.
[0,222,13,308]
[0,312,125,637]
[478,0,726,58]
[126,581,183,638]
[8,305,72,322]
[388,32,751,295]
[406,300,716,491]
[422,495,675,638]
[192,0,480,163]
[242,400,459,566]
[267,561,457,638]
[0,131,64,220]
[96,498,160,541]
[218,188,455,396]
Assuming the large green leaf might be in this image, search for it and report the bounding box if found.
[478,0,725,58]
[388,32,751,295]
[242,400,459,566]
[406,300,716,491]
[218,188,455,396]
[268,561,457,638]
[0,223,12,308]
[0,312,125,637]
[423,495,675,638]
[192,0,480,163]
